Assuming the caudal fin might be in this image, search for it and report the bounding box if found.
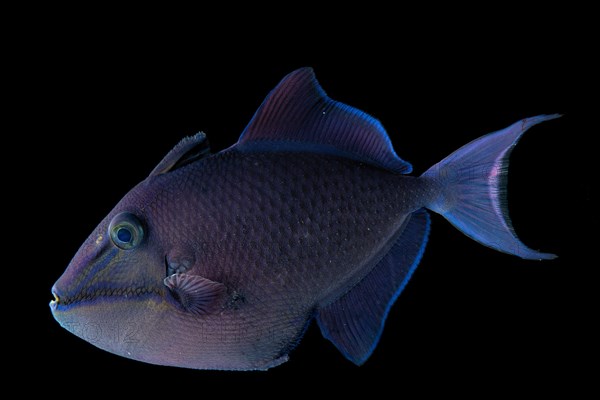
[422,115,559,260]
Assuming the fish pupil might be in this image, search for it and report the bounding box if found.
[117,227,132,243]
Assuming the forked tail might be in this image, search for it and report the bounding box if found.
[422,115,559,260]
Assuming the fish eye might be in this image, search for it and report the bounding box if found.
[108,212,144,250]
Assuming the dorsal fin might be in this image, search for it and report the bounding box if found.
[149,132,211,177]
[235,68,412,174]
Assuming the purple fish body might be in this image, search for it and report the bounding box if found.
[50,68,558,370]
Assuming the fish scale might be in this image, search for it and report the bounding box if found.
[173,153,415,292]
[51,68,558,370]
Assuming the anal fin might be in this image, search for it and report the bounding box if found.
[317,209,430,365]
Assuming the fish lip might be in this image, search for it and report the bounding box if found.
[50,291,60,310]
[50,284,61,310]
[50,285,164,309]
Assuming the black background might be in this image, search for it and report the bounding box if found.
[22,7,594,396]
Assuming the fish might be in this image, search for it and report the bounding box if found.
[50,67,558,370]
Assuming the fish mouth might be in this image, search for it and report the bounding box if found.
[50,291,60,308]
[50,286,162,310]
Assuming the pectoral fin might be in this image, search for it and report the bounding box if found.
[164,273,226,315]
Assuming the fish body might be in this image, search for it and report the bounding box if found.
[51,68,558,370]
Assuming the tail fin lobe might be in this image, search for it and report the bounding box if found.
[422,114,559,260]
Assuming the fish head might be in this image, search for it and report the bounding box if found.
[49,181,176,360]
[49,132,248,369]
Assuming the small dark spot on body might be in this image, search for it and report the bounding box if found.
[227,290,246,310]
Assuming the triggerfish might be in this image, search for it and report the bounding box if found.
[50,68,558,370]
